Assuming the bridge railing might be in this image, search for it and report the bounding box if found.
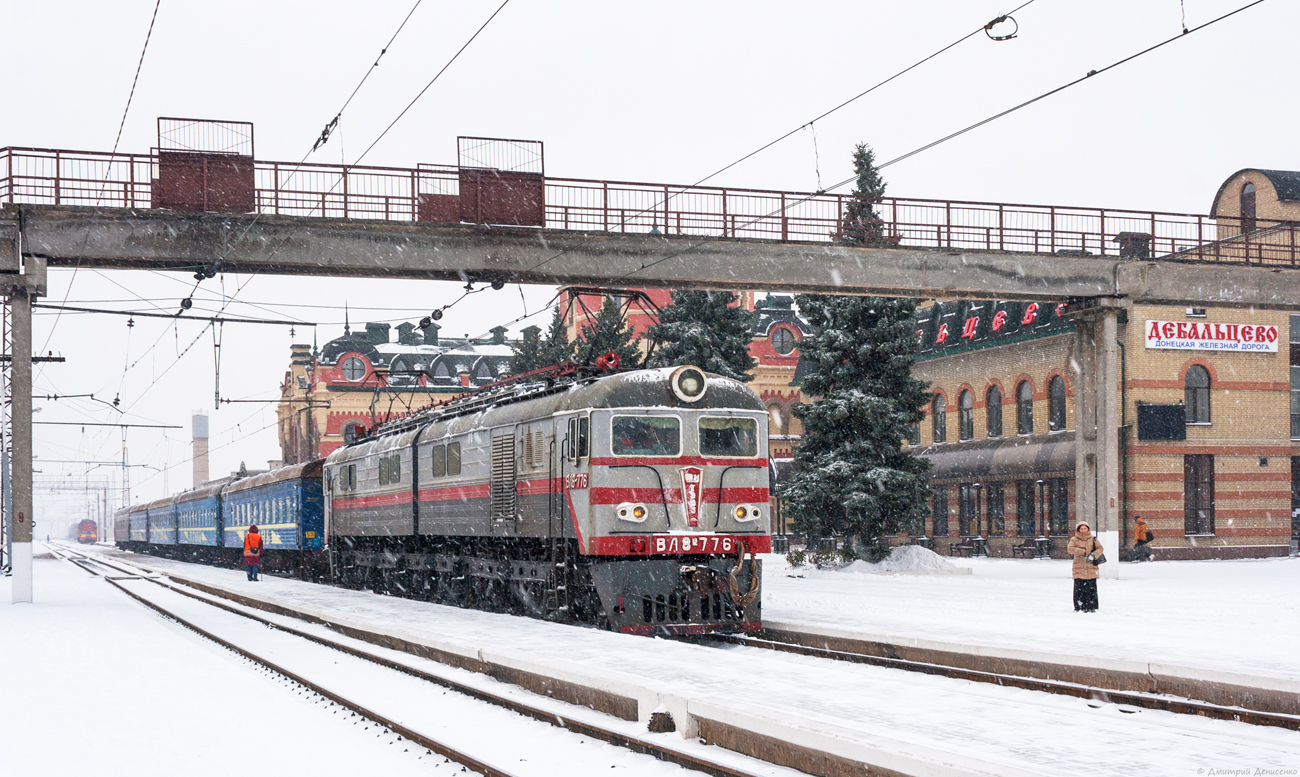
[3,145,1297,265]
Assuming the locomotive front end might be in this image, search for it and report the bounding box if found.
[573,366,770,636]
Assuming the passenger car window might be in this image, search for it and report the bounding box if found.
[699,417,758,457]
[447,442,461,475]
[611,416,681,456]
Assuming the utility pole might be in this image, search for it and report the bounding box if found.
[10,285,32,601]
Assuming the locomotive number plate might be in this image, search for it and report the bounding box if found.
[653,534,735,554]
[564,472,589,490]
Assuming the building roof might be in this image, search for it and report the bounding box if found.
[318,321,518,390]
[1210,168,1300,214]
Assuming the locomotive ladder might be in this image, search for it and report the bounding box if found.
[545,437,571,619]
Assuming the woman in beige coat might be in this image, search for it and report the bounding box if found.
[1067,521,1103,612]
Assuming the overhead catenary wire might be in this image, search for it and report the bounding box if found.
[518,1,1035,280]
[615,0,1269,284]
[38,0,165,358]
[118,0,515,414]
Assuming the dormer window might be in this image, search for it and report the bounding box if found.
[771,327,796,355]
[341,357,366,382]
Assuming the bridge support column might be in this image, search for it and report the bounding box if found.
[1072,300,1125,581]
[9,287,32,602]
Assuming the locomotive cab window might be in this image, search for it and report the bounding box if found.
[611,416,681,456]
[699,417,758,457]
[566,416,590,460]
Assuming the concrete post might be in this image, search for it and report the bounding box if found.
[10,288,32,603]
[1071,302,1123,581]
[1097,309,1121,580]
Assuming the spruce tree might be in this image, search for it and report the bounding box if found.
[511,325,544,374]
[647,290,756,382]
[841,143,889,246]
[778,295,932,561]
[534,306,574,368]
[575,295,643,369]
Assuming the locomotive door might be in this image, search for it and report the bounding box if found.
[557,413,590,541]
[490,426,518,535]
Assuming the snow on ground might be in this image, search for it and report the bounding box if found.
[797,544,964,575]
[79,547,1300,776]
[0,552,435,777]
[765,551,1300,681]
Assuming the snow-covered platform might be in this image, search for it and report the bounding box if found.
[61,546,1300,776]
[0,551,439,777]
[763,552,1300,683]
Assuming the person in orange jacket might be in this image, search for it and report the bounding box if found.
[1132,515,1154,562]
[243,525,263,581]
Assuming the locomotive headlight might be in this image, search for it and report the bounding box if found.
[734,504,760,522]
[617,502,649,522]
[670,365,708,403]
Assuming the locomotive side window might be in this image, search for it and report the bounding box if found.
[348,463,357,490]
[611,416,681,456]
[699,417,758,457]
[432,445,446,477]
[567,417,590,460]
[447,442,462,475]
[379,457,389,485]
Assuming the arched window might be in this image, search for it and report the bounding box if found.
[986,385,1003,438]
[1048,376,1067,431]
[1241,181,1257,234]
[1016,380,1034,435]
[432,361,452,382]
[932,395,947,444]
[958,390,974,441]
[340,356,367,382]
[342,422,363,444]
[1185,365,1210,424]
[770,327,797,355]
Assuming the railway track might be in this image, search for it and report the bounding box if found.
[51,545,771,777]
[705,632,1300,732]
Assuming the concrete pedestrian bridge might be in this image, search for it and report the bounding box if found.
[3,120,1300,308]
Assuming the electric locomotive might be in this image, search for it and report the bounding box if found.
[76,519,98,544]
[326,364,769,635]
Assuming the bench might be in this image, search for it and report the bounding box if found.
[1011,540,1038,558]
[947,543,974,557]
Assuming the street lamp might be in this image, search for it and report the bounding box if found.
[972,482,986,556]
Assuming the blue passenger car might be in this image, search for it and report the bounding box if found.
[176,480,230,547]
[145,496,178,545]
[128,505,149,543]
[222,461,324,552]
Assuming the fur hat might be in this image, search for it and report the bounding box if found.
[1075,521,1090,531]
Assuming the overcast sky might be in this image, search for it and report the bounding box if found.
[3,0,1294,535]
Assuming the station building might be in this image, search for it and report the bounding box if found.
[276,293,813,474]
[908,169,1300,560]
[277,320,517,464]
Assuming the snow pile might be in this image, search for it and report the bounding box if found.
[837,545,958,574]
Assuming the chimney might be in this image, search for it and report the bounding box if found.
[422,322,441,346]
[365,322,391,344]
[490,325,508,345]
[192,411,210,486]
[396,322,418,345]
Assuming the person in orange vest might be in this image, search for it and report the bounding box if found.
[243,525,263,581]
[1132,515,1154,562]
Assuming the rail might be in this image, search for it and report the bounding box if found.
[4,145,1298,265]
